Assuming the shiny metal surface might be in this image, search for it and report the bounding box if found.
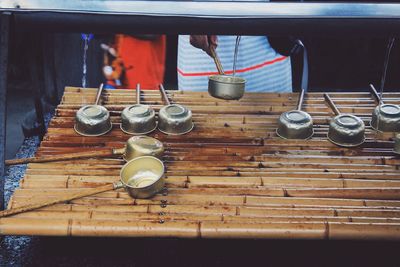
[2,1,400,19]
[276,110,313,140]
[120,104,157,135]
[74,105,112,136]
[208,75,246,100]
[328,114,365,147]
[123,136,164,161]
[371,104,400,132]
[120,156,165,199]
[158,104,194,135]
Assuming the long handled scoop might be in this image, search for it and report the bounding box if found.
[74,83,112,136]
[276,89,313,140]
[120,83,157,135]
[1,156,165,218]
[158,84,194,135]
[324,93,365,147]
[369,83,400,132]
[5,136,164,166]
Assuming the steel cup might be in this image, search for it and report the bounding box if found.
[158,104,194,135]
[276,110,314,139]
[120,104,157,135]
[327,114,365,147]
[119,156,165,199]
[208,75,246,100]
[123,136,164,161]
[74,105,112,136]
[370,104,400,132]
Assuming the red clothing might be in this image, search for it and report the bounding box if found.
[117,35,166,90]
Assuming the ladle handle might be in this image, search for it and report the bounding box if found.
[159,84,171,105]
[210,47,224,75]
[296,89,305,111]
[94,83,104,105]
[324,93,341,116]
[5,149,121,166]
[0,183,116,218]
[136,83,141,104]
[369,83,384,104]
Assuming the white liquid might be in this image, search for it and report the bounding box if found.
[127,170,158,188]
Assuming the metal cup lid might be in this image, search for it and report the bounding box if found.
[164,104,188,118]
[379,104,400,117]
[80,105,107,119]
[284,110,310,124]
[126,104,151,117]
[334,114,362,129]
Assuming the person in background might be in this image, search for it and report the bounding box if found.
[177,35,292,92]
[103,34,166,90]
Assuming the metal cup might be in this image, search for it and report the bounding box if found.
[370,104,400,132]
[120,104,157,135]
[276,110,314,139]
[327,114,365,147]
[123,136,164,161]
[158,104,194,135]
[208,75,246,100]
[74,105,112,136]
[119,156,165,199]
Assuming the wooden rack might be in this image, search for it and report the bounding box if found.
[2,87,400,239]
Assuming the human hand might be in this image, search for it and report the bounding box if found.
[189,35,218,57]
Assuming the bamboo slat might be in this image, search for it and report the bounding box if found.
[3,87,400,239]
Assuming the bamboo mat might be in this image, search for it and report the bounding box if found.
[3,86,400,239]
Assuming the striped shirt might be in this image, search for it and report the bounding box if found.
[177,35,292,92]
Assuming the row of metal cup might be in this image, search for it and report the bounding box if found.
[74,84,194,137]
[277,89,400,149]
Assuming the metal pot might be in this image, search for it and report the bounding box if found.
[158,84,194,135]
[369,84,400,132]
[120,84,157,135]
[74,84,112,136]
[119,156,165,199]
[277,89,314,140]
[123,136,164,161]
[324,93,365,147]
[208,47,246,100]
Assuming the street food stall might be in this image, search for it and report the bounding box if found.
[1,1,400,239]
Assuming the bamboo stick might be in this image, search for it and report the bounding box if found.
[5,148,123,165]
[0,184,115,218]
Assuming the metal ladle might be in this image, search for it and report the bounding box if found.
[276,89,314,140]
[0,156,165,218]
[5,135,164,166]
[158,84,194,135]
[324,93,365,147]
[120,83,157,135]
[369,84,400,132]
[208,40,246,100]
[74,83,112,136]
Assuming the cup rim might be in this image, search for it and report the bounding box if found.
[120,156,164,189]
